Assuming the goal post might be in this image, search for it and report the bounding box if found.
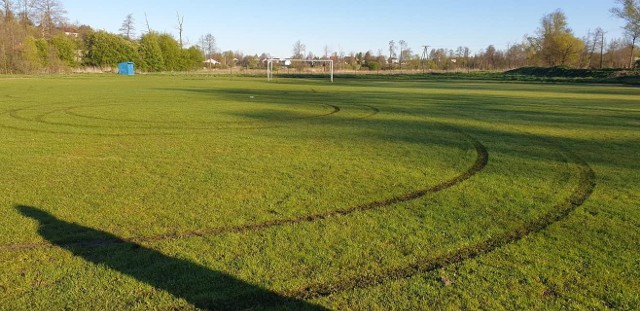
[267,59,334,82]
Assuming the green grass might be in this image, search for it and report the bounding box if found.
[0,74,638,310]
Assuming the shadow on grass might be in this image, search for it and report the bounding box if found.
[16,205,326,311]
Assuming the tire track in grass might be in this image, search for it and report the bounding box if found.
[0,103,377,136]
[11,100,592,303]
[1,103,341,130]
[281,126,596,301]
[351,104,380,119]
[134,134,487,244]
[3,129,595,304]
[59,104,342,127]
[0,132,488,252]
[2,99,595,304]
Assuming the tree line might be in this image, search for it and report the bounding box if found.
[1,0,639,74]
[313,5,639,72]
[0,0,203,73]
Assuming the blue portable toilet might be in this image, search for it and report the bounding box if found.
[118,62,135,75]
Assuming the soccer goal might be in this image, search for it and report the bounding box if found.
[267,59,334,82]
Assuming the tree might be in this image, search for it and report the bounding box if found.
[84,30,140,68]
[157,33,181,70]
[398,40,413,68]
[33,0,66,38]
[182,45,203,70]
[429,48,449,69]
[388,40,396,62]
[456,46,471,70]
[506,43,527,69]
[36,36,71,72]
[139,32,164,71]
[119,13,135,40]
[1,0,14,21]
[323,44,330,58]
[398,40,408,69]
[200,33,216,57]
[16,0,34,29]
[484,45,497,69]
[529,10,585,67]
[1,0,14,73]
[19,35,44,72]
[50,32,77,67]
[611,0,640,68]
[200,33,215,68]
[240,54,258,69]
[144,12,151,33]
[222,50,235,67]
[292,40,305,59]
[175,12,184,49]
[583,28,606,68]
[360,51,369,63]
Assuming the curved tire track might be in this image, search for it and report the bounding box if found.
[283,138,596,301]
[135,135,487,244]
[1,103,342,131]
[0,132,488,251]
[1,89,599,306]
[0,92,380,136]
[61,104,342,127]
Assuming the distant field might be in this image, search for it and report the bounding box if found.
[0,75,638,310]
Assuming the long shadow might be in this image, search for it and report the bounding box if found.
[16,205,326,311]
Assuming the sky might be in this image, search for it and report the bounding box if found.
[63,0,627,58]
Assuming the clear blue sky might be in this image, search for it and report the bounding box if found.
[63,0,626,58]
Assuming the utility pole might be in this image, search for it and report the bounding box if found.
[421,45,430,74]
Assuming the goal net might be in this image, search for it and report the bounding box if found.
[267,59,334,82]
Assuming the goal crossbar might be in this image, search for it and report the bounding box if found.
[267,59,334,82]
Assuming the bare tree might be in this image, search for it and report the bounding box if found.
[398,40,409,69]
[398,40,407,57]
[200,33,216,68]
[388,40,396,61]
[377,48,385,67]
[323,44,330,58]
[306,51,314,60]
[119,13,135,40]
[611,0,640,68]
[176,12,184,49]
[16,0,34,28]
[485,45,497,69]
[144,12,152,33]
[1,0,14,21]
[33,0,66,38]
[0,0,13,74]
[585,28,605,68]
[292,40,305,58]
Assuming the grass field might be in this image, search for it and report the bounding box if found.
[0,74,639,310]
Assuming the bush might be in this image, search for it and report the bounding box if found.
[505,66,616,78]
[367,62,379,71]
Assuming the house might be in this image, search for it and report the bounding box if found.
[204,58,220,65]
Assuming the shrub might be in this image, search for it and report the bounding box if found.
[367,62,379,71]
